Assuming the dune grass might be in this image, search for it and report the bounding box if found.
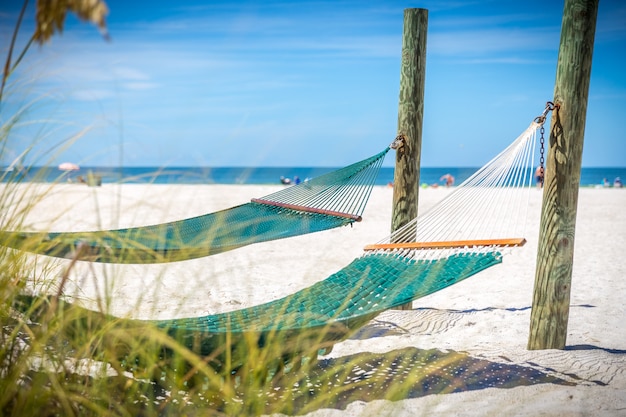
[1,3,561,416]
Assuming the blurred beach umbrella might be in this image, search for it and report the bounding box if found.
[58,162,80,171]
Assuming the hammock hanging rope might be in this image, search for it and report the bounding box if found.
[367,119,544,256]
[1,147,390,263]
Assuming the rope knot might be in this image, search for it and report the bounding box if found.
[390,134,406,150]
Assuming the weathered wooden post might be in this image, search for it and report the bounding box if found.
[528,0,598,350]
[392,8,428,310]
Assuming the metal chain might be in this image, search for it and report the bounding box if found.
[539,125,545,187]
[534,101,556,187]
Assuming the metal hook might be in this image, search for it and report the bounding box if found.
[534,101,556,125]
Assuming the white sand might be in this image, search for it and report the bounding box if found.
[3,182,625,416]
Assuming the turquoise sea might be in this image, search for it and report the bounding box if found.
[2,166,625,188]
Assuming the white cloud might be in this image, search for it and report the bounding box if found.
[72,89,116,101]
[429,28,558,57]
[114,67,152,81]
[123,82,159,91]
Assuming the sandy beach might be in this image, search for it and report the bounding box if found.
[3,182,625,416]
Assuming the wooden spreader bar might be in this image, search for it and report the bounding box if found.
[364,238,527,251]
[251,198,362,222]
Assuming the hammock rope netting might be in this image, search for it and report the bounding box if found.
[161,252,502,357]
[1,147,389,263]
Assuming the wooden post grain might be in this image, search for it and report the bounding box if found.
[392,8,428,310]
[528,0,598,350]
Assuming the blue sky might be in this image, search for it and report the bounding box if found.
[1,0,625,168]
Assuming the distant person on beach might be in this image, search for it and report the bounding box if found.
[614,177,623,188]
[535,166,544,188]
[294,176,301,185]
[280,176,291,185]
[603,178,610,188]
[440,173,455,187]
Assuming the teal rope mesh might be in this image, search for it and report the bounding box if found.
[158,251,502,354]
[2,148,389,264]
[13,251,502,361]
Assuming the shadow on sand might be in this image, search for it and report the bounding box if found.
[264,346,576,415]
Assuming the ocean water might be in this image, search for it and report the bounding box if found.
[2,165,625,188]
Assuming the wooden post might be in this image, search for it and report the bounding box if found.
[392,8,428,310]
[528,0,598,350]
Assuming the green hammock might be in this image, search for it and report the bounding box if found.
[14,250,501,370]
[1,148,389,264]
[160,251,502,356]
